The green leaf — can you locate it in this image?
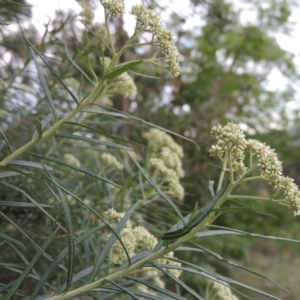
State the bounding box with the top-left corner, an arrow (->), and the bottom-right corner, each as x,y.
5,227 -> 59,300
23,37 -> 79,105
34,119 -> 43,140
209,225 -> 300,244
79,50 -> 98,83
0,200 -> 51,208
93,287 -> 166,299
149,262 -> 204,300
30,225 -> 105,298
8,160 -> 53,170
89,200 -> 141,282
81,23 -> 112,52
0,171 -> 20,178
29,47 -> 57,120
92,104 -> 200,151
65,122 -> 159,153
126,150 -> 184,222
54,133 -> 131,151
189,242 -> 288,292
32,113 -> 55,140
0,211 -> 51,260
161,181 -> 229,240
127,276 -> 186,300
46,172 -> 74,292
0,181 -> 63,232
117,249 -> 153,272
65,44 -> 95,86
0,140 -> 5,151
26,152 -> 121,189
165,259 -> 281,300
0,129 -> 12,153
57,264 -> 115,294
0,232 -> 24,249
106,279 -> 140,300
103,60 -> 143,80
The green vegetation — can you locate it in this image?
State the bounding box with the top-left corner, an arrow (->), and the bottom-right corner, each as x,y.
1,0 -> 300,299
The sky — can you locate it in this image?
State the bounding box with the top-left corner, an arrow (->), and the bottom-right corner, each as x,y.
26,0 -> 300,96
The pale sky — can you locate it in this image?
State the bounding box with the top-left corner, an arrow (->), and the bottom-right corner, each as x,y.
26,0 -> 300,95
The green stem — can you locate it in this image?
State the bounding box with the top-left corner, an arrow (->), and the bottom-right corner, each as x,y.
105,12 -> 116,55
46,188 -> 231,300
217,150 -> 229,191
227,195 -> 272,201
0,83 -> 106,166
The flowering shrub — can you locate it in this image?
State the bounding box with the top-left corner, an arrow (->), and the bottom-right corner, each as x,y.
1,1 -> 299,300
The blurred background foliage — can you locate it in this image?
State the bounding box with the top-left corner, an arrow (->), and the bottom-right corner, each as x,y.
1,0 -> 300,298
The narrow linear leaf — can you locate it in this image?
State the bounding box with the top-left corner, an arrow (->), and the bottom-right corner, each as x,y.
65,122 -> 158,153
46,172 -> 74,292
82,23 -> 112,52
30,225 -> 105,299
0,211 -> 51,260
54,133 -> 131,151
8,160 -> 53,170
32,113 -> 55,140
165,259 -> 281,300
79,51 -> 98,83
106,279 -> 140,300
5,227 -> 59,300
194,229 -> 244,238
103,60 -> 143,80
0,200 -> 51,208
65,44 -> 95,86
26,152 -> 121,188
0,181 -> 63,231
0,171 -> 20,178
161,181 -> 229,240
92,104 -> 200,151
92,287 -> 167,299
0,232 -> 24,248
89,200 -> 141,282
0,140 -> 6,151
29,48 -> 57,120
0,129 -> 11,153
0,281 -> 15,295
126,150 -> 184,222
128,69 -> 161,79
35,119 -> 43,140
127,276 -> 186,300
23,36 -> 79,105
57,264 -> 115,294
209,225 -> 300,244
190,242 -> 288,292
149,262 -> 204,300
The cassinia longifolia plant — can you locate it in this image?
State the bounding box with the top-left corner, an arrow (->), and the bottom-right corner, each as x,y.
1,1 -> 300,299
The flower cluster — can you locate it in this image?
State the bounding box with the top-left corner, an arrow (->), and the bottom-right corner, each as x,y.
114,72 -> 137,97
63,153 -> 81,168
105,208 -> 181,278
144,128 -> 184,166
131,5 -> 181,77
145,128 -> 185,200
101,0 -> 125,17
247,139 -> 300,216
150,158 -> 184,200
210,122 -> 247,177
208,279 -> 239,300
78,0 -> 94,25
209,122 -> 300,216
101,152 -> 123,171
